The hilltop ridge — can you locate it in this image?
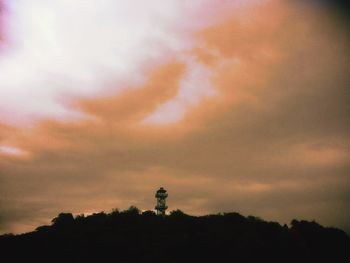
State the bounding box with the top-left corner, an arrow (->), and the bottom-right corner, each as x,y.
1,207 -> 349,263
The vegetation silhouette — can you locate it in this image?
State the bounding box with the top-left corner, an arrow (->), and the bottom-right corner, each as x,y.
1,207 -> 349,263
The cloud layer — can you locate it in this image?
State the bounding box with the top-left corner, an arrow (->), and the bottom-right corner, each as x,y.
0,0 -> 350,234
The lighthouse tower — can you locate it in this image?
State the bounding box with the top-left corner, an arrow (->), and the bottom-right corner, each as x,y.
155,187 -> 168,216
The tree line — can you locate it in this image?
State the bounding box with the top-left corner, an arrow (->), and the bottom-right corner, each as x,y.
1,206 -> 349,262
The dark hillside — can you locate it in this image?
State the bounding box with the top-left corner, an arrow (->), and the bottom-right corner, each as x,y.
1,207 -> 349,263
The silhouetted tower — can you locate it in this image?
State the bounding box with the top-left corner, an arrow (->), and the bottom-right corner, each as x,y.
155,187 -> 168,216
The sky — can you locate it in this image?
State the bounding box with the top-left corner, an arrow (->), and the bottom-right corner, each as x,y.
0,0 -> 349,234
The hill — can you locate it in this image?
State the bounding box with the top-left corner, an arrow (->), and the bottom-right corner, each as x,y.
1,207 -> 349,263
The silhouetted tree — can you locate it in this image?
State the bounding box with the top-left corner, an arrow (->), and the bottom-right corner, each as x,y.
74,213 -> 85,222
111,208 -> 120,214
122,206 -> 141,215
142,210 -> 156,216
169,209 -> 187,217
51,212 -> 74,226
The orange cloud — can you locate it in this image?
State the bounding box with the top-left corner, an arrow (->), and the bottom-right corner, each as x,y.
1,1 -> 350,235
79,62 -> 185,124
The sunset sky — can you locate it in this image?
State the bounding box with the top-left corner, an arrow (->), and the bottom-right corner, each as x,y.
0,0 -> 349,234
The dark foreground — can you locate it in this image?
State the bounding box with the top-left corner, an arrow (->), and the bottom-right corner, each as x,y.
1,208 -> 349,263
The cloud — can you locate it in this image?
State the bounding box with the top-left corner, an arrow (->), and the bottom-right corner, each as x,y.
0,0 -> 205,124
0,0 -> 267,125
0,0 -> 349,235
143,57 -> 216,124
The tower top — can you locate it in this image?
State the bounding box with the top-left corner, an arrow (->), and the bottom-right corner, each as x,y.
156,187 -> 166,193
155,187 -> 168,215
